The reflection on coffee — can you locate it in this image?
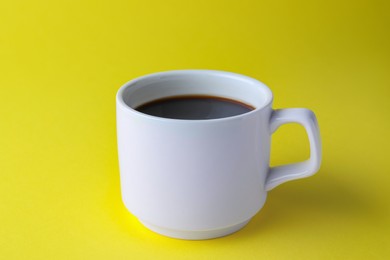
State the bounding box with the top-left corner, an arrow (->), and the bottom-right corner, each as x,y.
136,95 -> 255,120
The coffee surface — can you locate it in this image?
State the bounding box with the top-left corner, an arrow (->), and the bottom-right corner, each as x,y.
135,95 -> 254,120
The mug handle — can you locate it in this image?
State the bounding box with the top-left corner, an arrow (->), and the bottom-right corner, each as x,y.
266,108 -> 322,191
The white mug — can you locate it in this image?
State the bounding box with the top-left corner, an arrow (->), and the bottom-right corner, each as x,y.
116,70 -> 321,240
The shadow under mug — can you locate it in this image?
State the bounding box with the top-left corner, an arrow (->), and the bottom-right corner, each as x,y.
116,70 -> 321,240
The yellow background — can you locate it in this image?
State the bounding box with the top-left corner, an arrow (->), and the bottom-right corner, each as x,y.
1,0 -> 389,259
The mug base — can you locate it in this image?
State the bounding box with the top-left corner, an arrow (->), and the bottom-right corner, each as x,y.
139,219 -> 250,240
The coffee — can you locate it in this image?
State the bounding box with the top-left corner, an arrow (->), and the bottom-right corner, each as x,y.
135,95 -> 255,120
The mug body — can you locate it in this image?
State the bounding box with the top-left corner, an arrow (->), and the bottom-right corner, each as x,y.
116,70 -> 273,239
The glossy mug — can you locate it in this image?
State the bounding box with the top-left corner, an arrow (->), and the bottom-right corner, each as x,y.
116,70 -> 321,240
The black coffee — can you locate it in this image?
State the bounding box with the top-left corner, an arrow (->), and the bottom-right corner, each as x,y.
135,95 -> 255,120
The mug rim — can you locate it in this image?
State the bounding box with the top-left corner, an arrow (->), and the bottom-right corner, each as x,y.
116,70 -> 274,123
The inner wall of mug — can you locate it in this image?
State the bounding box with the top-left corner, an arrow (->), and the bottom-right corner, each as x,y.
120,71 -> 272,110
